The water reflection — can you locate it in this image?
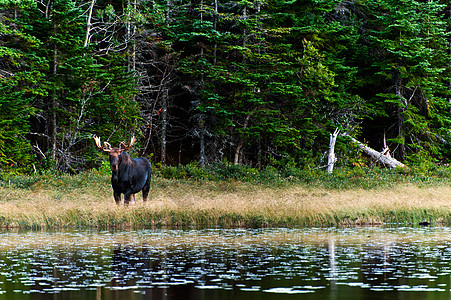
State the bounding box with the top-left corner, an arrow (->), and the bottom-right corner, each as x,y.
0,227 -> 450,299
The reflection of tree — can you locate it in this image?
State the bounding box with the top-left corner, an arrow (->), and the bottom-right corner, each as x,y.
360,242 -> 393,284
329,238 -> 337,279
111,245 -> 151,287
109,245 -> 196,299
328,237 -> 338,297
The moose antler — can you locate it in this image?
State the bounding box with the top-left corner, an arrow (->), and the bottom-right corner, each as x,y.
95,136 -> 135,152
94,136 -> 112,152
120,136 -> 136,151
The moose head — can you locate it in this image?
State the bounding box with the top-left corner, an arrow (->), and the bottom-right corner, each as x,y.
94,136 -> 136,172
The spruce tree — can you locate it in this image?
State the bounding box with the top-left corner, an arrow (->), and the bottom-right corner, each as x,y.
365,0 -> 450,161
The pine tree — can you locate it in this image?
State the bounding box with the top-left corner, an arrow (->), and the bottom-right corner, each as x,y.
364,0 -> 450,161
1,0 -> 141,172
0,1 -> 45,172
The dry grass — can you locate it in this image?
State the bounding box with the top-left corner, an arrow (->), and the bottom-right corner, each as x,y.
0,174 -> 450,228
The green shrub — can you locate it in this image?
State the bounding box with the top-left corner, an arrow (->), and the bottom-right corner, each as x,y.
159,165 -> 188,179
183,162 -> 214,180
96,161 -> 112,177
206,162 -> 259,181
0,174 -> 39,189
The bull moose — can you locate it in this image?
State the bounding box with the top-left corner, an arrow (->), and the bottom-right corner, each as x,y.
94,136 -> 152,205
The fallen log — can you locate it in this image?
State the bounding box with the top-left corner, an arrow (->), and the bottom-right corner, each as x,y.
342,133 -> 406,169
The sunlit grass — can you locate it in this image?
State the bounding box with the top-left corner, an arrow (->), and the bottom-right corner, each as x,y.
0,166 -> 450,228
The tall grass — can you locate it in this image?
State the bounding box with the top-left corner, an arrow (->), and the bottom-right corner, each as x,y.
0,164 -> 450,229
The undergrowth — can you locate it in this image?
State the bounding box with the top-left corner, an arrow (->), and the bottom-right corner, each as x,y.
156,162 -> 451,189
0,163 -> 449,229
1,162 -> 451,191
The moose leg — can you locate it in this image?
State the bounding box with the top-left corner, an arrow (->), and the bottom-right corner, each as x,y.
142,184 -> 150,202
113,191 -> 121,205
142,173 -> 151,202
124,191 -> 132,206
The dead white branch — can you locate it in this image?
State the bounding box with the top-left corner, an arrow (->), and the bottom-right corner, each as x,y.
84,0 -> 96,47
342,133 -> 406,169
327,128 -> 340,174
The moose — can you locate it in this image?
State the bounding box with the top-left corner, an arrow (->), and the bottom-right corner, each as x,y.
94,136 -> 152,205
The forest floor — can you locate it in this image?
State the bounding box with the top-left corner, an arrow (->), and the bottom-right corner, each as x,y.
0,168 -> 450,229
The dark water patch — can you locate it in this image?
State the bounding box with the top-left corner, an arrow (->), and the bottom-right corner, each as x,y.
0,227 -> 450,299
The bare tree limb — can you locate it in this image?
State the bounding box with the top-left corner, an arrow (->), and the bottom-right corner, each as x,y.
327,128 -> 340,174
342,133 -> 406,169
84,0 -> 96,47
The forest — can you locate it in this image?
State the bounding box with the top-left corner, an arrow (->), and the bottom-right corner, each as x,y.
0,0 -> 450,174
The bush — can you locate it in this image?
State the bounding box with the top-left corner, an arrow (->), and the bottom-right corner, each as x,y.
183,163 -> 214,180
0,174 -> 39,189
95,161 -> 111,177
206,162 -> 259,181
2,159 -> 451,192
159,165 -> 187,179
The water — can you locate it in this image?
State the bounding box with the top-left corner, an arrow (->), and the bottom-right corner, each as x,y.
0,227 -> 450,299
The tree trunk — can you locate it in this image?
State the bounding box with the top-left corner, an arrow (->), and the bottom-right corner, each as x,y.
213,0 -> 218,65
51,23 -> 58,162
161,88 -> 168,165
394,70 -> 406,160
327,128 -> 339,174
84,0 -> 96,47
126,0 -> 136,74
448,5 -> 451,112
234,114 -> 251,165
234,142 -> 243,165
199,119 -> 206,166
342,133 -> 406,169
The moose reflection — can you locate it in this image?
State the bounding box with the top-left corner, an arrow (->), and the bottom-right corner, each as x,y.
94,136 -> 152,205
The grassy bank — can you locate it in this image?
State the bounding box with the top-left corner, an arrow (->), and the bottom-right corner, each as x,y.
0,164 -> 450,229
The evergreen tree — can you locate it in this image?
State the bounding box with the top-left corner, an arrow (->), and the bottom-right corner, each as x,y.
0,0 -> 45,172
1,0 -> 451,173
163,0 -> 369,166
364,0 -> 450,161
1,0 -> 141,172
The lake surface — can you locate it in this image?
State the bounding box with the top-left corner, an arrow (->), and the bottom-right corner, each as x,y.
0,226 -> 450,299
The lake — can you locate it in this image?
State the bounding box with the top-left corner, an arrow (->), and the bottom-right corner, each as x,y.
0,226 -> 450,299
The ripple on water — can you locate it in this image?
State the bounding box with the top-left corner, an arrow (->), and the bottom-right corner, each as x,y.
0,227 -> 449,298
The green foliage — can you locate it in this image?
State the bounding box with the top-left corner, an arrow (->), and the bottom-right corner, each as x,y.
0,14 -> 44,173
0,0 -> 142,173
155,160 -> 451,189
0,0 -> 450,175
4,163 -> 450,193
95,161 -> 112,177
364,0 -> 450,160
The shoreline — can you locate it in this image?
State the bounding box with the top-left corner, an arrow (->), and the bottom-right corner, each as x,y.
0,175 -> 450,229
